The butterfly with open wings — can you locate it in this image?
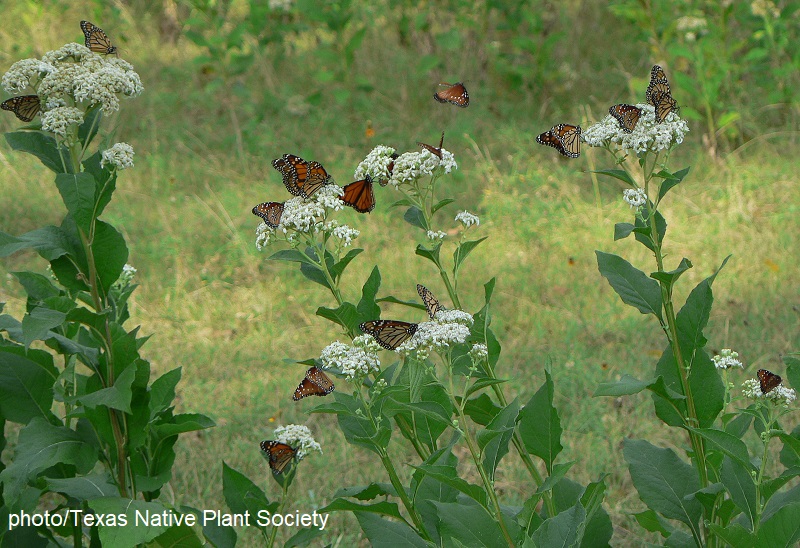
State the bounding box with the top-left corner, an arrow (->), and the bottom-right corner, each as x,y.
757,369 -> 782,394
340,175 -> 376,213
360,320 -> 418,350
292,366 -> 334,400
272,154 -> 332,198
260,440 -> 297,474
537,124 -> 582,158
434,82 -> 469,108
81,21 -> 117,55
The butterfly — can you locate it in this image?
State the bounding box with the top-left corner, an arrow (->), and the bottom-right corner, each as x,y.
360,320 -> 418,350
252,201 -> 284,228
609,104 -> 643,133
1,95 -> 41,122
434,82 -> 469,108
340,175 -> 375,213
80,21 -> 117,55
646,65 -> 678,123
378,153 -> 400,187
292,366 -> 335,400
272,154 -> 332,198
417,132 -> 445,158
417,284 -> 445,319
757,369 -> 782,394
260,440 -> 297,474
536,124 -> 582,158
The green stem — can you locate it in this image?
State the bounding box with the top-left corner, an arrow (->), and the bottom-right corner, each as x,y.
266,482 -> 290,547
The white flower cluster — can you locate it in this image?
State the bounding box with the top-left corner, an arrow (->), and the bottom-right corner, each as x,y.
582,103 -> 689,154
676,16 -> 707,41
427,230 -> 446,240
272,424 -> 322,460
742,378 -> 796,405
101,142 -> 135,170
469,343 -> 488,362
455,210 -> 480,228
354,145 -> 397,182
330,223 -> 360,247
712,349 -> 743,370
41,107 -> 84,146
269,0 -> 294,11
1,59 -> 55,93
114,263 -> 137,288
396,309 -> 473,359
388,149 -> 457,187
255,222 -> 273,250
623,188 -> 647,209
279,185 -> 344,235
320,335 -> 381,379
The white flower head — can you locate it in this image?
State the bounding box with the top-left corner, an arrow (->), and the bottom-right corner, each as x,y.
41,107 -> 84,145
742,377 -> 796,405
427,230 -> 446,240
623,188 -> 647,209
255,222 -> 274,250
396,310 -> 473,356
272,424 -> 322,460
101,143 -> 135,170
313,183 -> 345,210
582,103 -> 689,154
330,224 -> 360,247
469,343 -> 488,362
269,0 -> 294,11
354,145 -> 397,182
320,337 -> 381,380
2,59 -> 55,93
388,149 -> 457,187
713,349 -> 743,370
455,210 -> 480,228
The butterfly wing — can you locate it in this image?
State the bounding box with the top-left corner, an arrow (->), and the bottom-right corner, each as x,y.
417,131 -> 445,158
1,95 -> 40,122
360,320 -> 418,350
757,369 -> 782,394
341,175 -> 375,213
379,153 -> 400,187
282,155 -> 331,198
609,104 -> 642,133
292,366 -> 335,400
417,284 -> 445,319
252,201 -> 284,228
80,21 -> 117,55
646,65 -> 671,104
537,124 -> 581,158
651,93 -> 678,123
434,82 -> 469,107
260,440 -> 297,474
272,154 -> 303,196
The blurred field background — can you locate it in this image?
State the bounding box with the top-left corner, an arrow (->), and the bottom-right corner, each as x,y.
1,0 -> 799,545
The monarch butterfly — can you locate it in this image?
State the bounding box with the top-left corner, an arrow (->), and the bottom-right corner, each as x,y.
1,95 -> 40,122
417,132 -> 445,159
378,153 -> 400,187
340,175 -> 375,213
417,284 -> 445,319
292,366 -> 335,400
80,21 -> 117,55
272,154 -> 332,198
536,124 -> 582,158
252,201 -> 284,228
260,440 -> 297,474
646,65 -> 678,123
360,320 -> 417,350
609,104 -> 642,133
757,369 -> 782,394
434,82 -> 469,108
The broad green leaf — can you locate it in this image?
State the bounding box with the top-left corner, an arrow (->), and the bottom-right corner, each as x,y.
149,368 -> 182,419
530,502 -> 585,548
623,439 -> 702,531
151,524 -> 203,548
92,221 -> 128,294
330,248 -> 363,281
579,477 -> 613,548
466,377 -> 507,399
221,462 -> 276,534
515,493 -> 545,537
0,348 -> 58,424
594,374 -> 684,400
762,482 -> 800,523
152,413 -> 215,438
283,526 -> 325,548
70,363 -> 137,413
657,167 -> 690,202
5,131 -> 71,173
464,393 -> 503,426
21,306 -> 65,348
614,222 -> 635,241
756,503 -> 800,547
433,501 -> 512,548
453,237 -> 488,272
633,509 -> 672,535
403,206 -> 427,230
596,251 -> 663,320
12,271 -> 61,300
590,169 -> 635,185
650,258 -> 692,288
320,498 -> 407,522
316,302 -> 359,332
632,210 -> 667,252
78,106 -> 103,146
707,523 -> 755,548
721,456 -> 757,528
356,266 -> 381,323
415,242 -> 441,265
55,172 -> 96,231
517,370 -> 562,472
299,261 -> 330,288
82,150 -> 117,218
535,461 -> 575,494
88,498 -> 170,548
410,464 -> 487,507
480,398 -> 519,480
353,512 -> 428,548
334,483 -> 398,500
432,198 -> 454,214
267,249 -> 316,266
689,428 -> 754,472
45,473 -> 118,500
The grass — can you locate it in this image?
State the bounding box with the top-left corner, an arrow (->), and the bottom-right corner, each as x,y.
1,2 -> 799,546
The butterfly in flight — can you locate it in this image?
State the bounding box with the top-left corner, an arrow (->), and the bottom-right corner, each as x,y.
417,132 -> 445,158
757,369 -> 782,394
272,154 -> 332,198
80,21 -> 117,55
417,284 -> 445,319
646,65 -> 678,123
360,320 -> 417,350
609,104 -> 643,133
1,95 -> 40,122
434,82 -> 469,108
260,440 -> 297,474
537,123 -> 582,158
251,201 -> 284,228
340,175 -> 375,213
292,366 -> 335,400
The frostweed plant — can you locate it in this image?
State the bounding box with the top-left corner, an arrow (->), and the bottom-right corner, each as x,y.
101,142 -> 135,170
272,424 -> 323,460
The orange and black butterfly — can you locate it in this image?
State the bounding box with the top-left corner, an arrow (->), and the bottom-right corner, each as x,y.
609,104 -> 643,133
378,153 -> 400,187
434,82 -> 469,108
537,124 -> 582,158
360,320 -> 417,350
646,65 -> 678,123
252,201 -> 284,228
340,175 -> 375,213
80,21 -> 117,55
757,369 -> 782,394
417,284 -> 445,319
260,440 -> 297,474
272,154 -> 332,198
417,132 -> 445,159
292,366 -> 335,400
1,95 -> 41,122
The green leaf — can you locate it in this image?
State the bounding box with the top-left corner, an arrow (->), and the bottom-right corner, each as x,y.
596,251 -> 663,320
92,221 -> 128,294
71,364 -> 137,413
283,526 -> 325,548
403,206 -> 428,230
689,428 -> 755,472
432,198 -> 454,214
623,438 -> 702,531
594,374 -> 684,401
222,462 -> 276,534
756,503 -> 800,547
0,348 -> 58,423
151,524 -> 204,548
357,266 -> 382,323
614,222 -> 635,241
56,172 -> 97,231
721,455 -> 757,528
267,249 -> 316,266
82,151 -> 117,218
334,483 -> 398,500
353,512 -> 429,547
149,368 -> 182,420
707,523 -> 756,548
316,302 -> 359,332
5,131 -> 71,173
464,393 -> 503,426
453,237 -> 488,272
78,105 -> 103,147
299,261 -> 330,289
530,502 -> 585,548
45,473 -> 118,500
657,167 -> 690,202
409,464 -> 487,507
433,501 -> 512,547
590,168 -> 636,186
517,370 -> 563,472
321,498 -> 407,522
152,413 -> 215,438
12,271 -> 61,300
650,258 -> 692,289
87,498 -> 171,547
632,210 -> 667,252
480,399 -> 519,480
330,248 -> 363,281
415,242 -> 441,265
536,461 -> 575,494
466,377 -> 507,399
21,306 -> 66,348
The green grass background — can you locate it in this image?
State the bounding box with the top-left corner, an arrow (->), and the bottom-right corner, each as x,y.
1,1 -> 799,545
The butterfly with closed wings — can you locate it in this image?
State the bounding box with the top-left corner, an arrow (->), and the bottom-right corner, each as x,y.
417,132 -> 445,159
292,366 -> 335,400
340,175 -> 376,213
272,154 -> 332,198
434,82 -> 469,108
360,320 -> 418,350
80,20 -> 117,55
252,201 -> 284,228
260,440 -> 297,474
646,65 -> 678,123
609,104 -> 643,133
417,284 -> 445,319
1,95 -> 40,122
757,369 -> 782,394
537,124 -> 582,158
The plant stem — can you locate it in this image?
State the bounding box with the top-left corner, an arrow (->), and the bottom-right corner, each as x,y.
267,482 -> 290,547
